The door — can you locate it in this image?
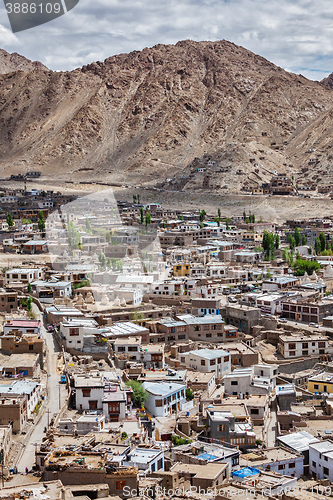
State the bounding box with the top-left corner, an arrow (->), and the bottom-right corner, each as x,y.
89,400 -> 98,410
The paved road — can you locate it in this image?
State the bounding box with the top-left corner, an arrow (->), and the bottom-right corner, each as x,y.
13,305 -> 67,477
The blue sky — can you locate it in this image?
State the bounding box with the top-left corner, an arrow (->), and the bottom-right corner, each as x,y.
1,0 -> 333,80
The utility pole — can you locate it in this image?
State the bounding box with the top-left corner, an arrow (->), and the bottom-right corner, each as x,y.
46,409 -> 51,429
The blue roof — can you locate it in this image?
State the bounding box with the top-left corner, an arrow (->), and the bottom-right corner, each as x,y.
232,467 -> 261,478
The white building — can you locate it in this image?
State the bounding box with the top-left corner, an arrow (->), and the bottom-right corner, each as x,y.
3,319 -> 41,336
60,319 -> 99,351
31,279 -> 72,303
74,373 -> 105,411
123,447 -> 164,472
309,440 -> 333,481
0,380 -> 42,419
113,287 -> 142,306
115,274 -> 154,294
278,334 -> 330,359
223,364 -> 278,396
5,267 -> 43,284
113,337 -> 164,368
143,382 -> 187,417
255,293 -> 284,315
179,349 -> 231,378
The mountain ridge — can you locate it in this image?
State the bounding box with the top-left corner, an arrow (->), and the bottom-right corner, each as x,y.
1,40 -> 333,193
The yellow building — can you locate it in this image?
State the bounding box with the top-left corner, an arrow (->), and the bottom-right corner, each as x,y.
308,372 -> 333,394
173,263 -> 191,277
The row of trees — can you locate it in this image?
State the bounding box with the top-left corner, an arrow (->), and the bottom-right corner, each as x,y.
243,210 -> 255,223
98,253 -> 123,271
140,207 -> 151,228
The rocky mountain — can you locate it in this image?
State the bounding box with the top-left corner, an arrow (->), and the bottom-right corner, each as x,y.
0,49 -> 47,75
0,40 -> 333,193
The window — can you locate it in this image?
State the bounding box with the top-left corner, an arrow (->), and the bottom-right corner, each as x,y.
29,344 -> 33,350
302,342 -> 308,349
289,351 -> 296,357
231,381 -> 238,386
224,356 -> 229,362
157,458 -> 163,470
302,351 -> 308,356
69,328 -> 79,336
278,464 -> 285,470
324,456 -> 328,462
251,409 -> 259,415
289,463 -> 295,468
312,461 -> 316,468
289,343 -> 296,350
323,467 -> 329,476
201,360 -> 205,366
218,424 -> 225,432
210,359 -> 216,366
314,384 -> 319,390
117,347 -> 125,352
116,481 -> 126,490
218,358 -> 221,364
206,333 -> 212,338
82,389 -> 91,398
155,399 -> 163,407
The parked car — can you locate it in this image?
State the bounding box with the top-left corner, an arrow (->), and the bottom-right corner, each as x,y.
228,296 -> 237,303
309,322 -> 319,328
279,318 -> 287,323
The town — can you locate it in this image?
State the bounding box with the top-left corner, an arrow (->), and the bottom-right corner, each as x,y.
1,182 -> 333,500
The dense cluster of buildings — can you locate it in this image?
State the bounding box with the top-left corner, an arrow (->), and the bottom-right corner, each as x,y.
0,191 -> 333,497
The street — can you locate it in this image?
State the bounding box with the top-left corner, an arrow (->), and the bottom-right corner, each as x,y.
11,305 -> 67,480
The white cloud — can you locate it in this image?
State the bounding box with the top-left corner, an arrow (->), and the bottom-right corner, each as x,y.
0,0 -> 332,80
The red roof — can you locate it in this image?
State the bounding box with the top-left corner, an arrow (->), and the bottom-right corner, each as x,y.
6,320 -> 40,328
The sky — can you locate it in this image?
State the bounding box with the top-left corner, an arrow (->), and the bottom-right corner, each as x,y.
1,0 -> 333,80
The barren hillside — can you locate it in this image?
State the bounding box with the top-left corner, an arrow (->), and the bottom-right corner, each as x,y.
0,40 -> 333,193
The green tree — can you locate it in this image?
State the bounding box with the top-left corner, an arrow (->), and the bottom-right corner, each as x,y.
98,253 -> 106,271
179,214 -> 184,221
302,234 -> 307,246
38,211 -> 45,233
125,380 -> 148,407
289,235 -> 296,252
105,231 -> 111,244
6,213 -> 13,227
27,282 -> 32,293
214,217 -> 221,227
85,217 -> 92,235
145,211 -> 151,230
137,194 -> 140,204
294,227 -> 300,247
274,234 -> 280,249
243,210 -> 246,222
263,231 -> 275,260
266,269 -> 271,279
140,206 -> 144,224
319,232 -> 326,253
199,209 -> 206,223
218,208 -> 221,220
293,258 -> 321,276
186,388 -> 194,401
315,237 -> 321,256
225,218 -> 232,230
133,194 -> 137,203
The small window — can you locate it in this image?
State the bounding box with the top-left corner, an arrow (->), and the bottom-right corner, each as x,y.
231,381 -> 238,386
